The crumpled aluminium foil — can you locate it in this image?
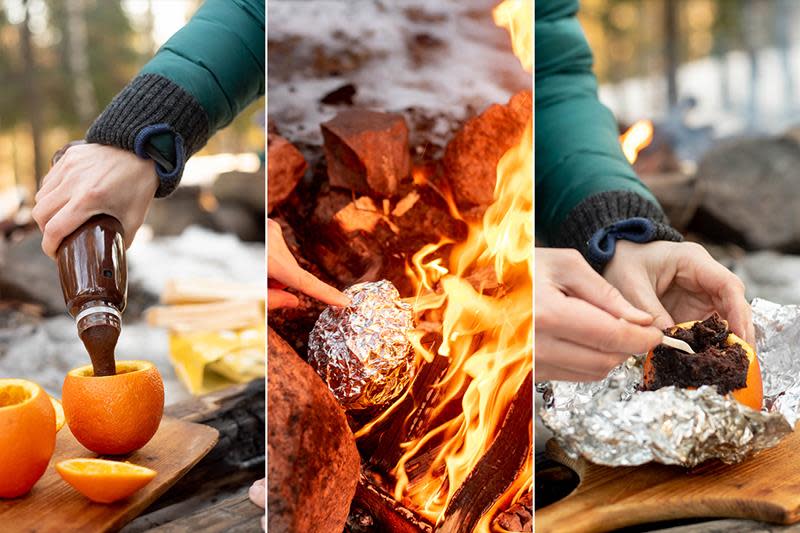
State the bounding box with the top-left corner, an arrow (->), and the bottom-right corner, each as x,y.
540,298 -> 799,467
308,280 -> 415,410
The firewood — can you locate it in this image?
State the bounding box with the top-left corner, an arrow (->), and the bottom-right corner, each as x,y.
145,300 -> 264,332
161,278 -> 266,305
437,373 -> 533,533
321,109 -> 411,197
353,472 -> 432,533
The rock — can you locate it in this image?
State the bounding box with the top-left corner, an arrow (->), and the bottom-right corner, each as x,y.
493,492 -> 532,532
321,109 -> 411,197
691,133 -> 800,250
0,231 -> 63,316
145,186 -> 216,237
268,133 -> 308,213
443,90 -> 531,208
213,169 -> 266,213
320,83 -> 357,106
267,327 -> 360,533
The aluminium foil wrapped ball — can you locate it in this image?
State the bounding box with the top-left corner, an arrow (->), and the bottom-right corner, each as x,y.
308,280 -> 415,410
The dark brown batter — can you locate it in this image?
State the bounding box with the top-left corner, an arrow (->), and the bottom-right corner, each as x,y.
80,324 -> 119,377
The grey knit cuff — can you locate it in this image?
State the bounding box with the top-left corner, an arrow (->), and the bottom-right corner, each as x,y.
551,190 -> 684,271
86,73 -> 210,197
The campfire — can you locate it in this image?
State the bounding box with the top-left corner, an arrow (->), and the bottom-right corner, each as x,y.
268,0 -> 532,531
620,119 -> 654,164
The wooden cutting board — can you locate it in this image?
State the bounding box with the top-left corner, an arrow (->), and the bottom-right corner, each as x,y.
537,428 -> 800,533
0,416 -> 219,532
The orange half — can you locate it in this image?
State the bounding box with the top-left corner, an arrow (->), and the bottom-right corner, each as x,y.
50,397 -> 65,432
56,458 -> 157,503
0,379 -> 56,498
643,320 -> 763,411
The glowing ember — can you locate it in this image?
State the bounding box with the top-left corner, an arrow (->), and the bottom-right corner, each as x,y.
620,119 -> 654,164
358,1 -> 533,530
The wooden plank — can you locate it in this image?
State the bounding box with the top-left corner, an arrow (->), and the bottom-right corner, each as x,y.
124,380 -> 265,531
132,487 -> 263,533
537,425 -> 800,533
0,417 -> 219,533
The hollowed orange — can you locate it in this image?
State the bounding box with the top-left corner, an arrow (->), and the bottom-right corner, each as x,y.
62,360 -> 164,455
0,379 -> 56,498
56,458 -> 156,503
644,320 -> 763,411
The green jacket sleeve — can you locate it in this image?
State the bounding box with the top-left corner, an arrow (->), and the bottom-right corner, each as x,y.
86,0 -> 265,197
535,0 -> 678,262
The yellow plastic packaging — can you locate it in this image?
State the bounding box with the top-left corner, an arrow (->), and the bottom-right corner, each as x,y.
168,326 -> 265,395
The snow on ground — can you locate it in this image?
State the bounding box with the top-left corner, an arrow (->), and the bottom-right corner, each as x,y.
600,45 -> 800,141
1,227 -> 265,405
267,0 -> 531,144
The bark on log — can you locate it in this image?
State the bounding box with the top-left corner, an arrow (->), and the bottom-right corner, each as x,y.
322,109 -> 411,197
351,473 -> 432,533
437,373 -> 533,533
267,327 -> 360,533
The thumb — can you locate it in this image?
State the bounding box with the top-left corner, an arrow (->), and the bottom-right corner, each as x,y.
268,289 -> 300,310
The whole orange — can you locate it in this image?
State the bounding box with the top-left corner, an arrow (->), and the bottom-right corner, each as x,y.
643,320 -> 763,411
0,379 -> 56,498
62,360 -> 164,455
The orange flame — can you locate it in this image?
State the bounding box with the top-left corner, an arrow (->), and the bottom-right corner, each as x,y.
620,119 -> 654,164
492,0 -> 532,72
361,2 -> 533,529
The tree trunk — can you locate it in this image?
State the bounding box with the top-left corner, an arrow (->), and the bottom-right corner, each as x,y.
65,0 -> 97,125
663,0 -> 679,110
19,0 -> 44,189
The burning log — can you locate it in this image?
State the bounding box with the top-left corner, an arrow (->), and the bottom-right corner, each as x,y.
267,327 -> 360,533
321,109 -> 411,197
442,90 -> 531,209
358,354 -> 452,471
268,132 -> 308,213
437,373 -> 533,533
353,473 -> 433,533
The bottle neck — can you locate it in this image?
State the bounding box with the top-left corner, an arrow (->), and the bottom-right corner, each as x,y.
75,302 -> 122,336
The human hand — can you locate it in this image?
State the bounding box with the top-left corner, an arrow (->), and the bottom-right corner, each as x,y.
248,478 -> 266,529
267,218 -> 349,310
32,143 -> 158,258
604,240 -> 754,344
536,248 -> 663,382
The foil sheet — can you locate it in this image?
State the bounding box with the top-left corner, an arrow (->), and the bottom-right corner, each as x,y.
540,298 -> 799,467
308,280 -> 414,410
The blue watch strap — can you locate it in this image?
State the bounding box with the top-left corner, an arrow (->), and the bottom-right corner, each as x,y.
133,123 -> 186,198
587,217 -> 657,266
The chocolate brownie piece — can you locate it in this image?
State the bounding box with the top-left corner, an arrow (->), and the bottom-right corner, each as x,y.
644,313 -> 749,395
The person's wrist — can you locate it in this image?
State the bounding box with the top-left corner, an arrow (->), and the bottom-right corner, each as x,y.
550,190 -> 683,272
